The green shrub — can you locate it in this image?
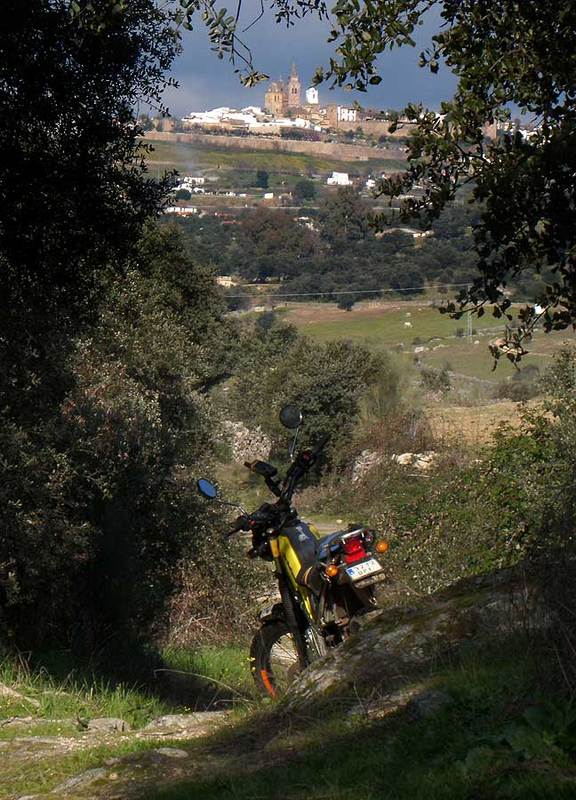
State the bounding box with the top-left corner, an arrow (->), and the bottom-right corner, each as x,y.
420,366 -> 451,394
227,324 -> 399,467
0,225 -> 246,657
309,349 -> 576,600
494,364 -> 541,401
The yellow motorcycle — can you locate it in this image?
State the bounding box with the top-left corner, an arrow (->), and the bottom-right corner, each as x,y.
197,405 -> 389,698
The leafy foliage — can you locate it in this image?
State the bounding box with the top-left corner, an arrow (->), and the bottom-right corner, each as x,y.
0,225 -> 236,654
173,198 -> 479,296
0,3 -> 203,656
292,179 -> 316,204
226,314 -> 399,466
310,349 -> 576,598
255,169 -> 269,189
0,1 -> 178,322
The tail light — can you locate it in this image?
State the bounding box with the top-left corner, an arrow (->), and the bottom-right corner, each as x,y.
342,535 -> 367,565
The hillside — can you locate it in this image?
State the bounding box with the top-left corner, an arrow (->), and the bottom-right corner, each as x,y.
143,136 -> 405,190
3,566 -> 571,800
282,300 -> 575,381
144,131 -> 406,169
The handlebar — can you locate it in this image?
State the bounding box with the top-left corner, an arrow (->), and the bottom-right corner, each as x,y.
229,436 -> 330,535
282,435 -> 329,501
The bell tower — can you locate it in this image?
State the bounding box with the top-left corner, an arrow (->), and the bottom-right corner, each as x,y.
264,79 -> 286,117
287,62 -> 301,109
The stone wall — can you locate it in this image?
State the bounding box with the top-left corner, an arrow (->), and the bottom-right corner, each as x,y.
144,131 -> 406,163
333,119 -> 419,139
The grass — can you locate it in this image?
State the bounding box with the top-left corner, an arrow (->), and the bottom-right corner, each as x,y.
0,654 -> 174,797
0,645 -> 258,798
214,460 -> 279,510
0,737 -> 159,799
162,645 -> 256,701
283,301 -> 576,382
289,303 -> 505,347
0,656 -> 169,732
146,642 -> 576,800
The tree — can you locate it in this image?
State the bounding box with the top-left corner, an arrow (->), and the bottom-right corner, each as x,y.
0,1 -> 179,420
255,169 -> 269,189
234,208 -> 317,280
0,2 -> 185,652
228,330 -> 394,463
0,223 -> 236,653
319,187 -> 370,244
181,0 -> 576,340
1,1 -> 178,314
293,179 -> 316,204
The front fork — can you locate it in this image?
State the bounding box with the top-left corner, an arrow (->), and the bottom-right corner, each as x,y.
270,534 -> 316,669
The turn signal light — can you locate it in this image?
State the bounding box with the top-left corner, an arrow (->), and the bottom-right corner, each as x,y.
325,564 -> 339,578
375,540 -> 389,554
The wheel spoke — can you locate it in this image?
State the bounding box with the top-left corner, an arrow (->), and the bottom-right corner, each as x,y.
268,633 -> 299,692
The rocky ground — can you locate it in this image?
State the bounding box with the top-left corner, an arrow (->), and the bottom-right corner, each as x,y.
1,709 -> 232,800
0,566 -> 560,800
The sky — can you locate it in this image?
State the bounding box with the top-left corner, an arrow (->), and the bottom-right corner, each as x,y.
161,2 -> 458,117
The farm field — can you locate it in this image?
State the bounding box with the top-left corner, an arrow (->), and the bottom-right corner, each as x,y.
143,139 -> 405,178
428,399 -> 541,445
281,300 -> 575,381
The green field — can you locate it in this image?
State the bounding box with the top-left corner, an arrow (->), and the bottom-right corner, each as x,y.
282,302 -> 576,381
143,139 -> 405,178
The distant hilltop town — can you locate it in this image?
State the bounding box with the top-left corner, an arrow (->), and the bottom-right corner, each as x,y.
148,62 -> 388,139
143,62 -> 539,143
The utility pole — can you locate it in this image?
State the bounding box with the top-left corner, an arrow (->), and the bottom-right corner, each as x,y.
467,284 -> 473,343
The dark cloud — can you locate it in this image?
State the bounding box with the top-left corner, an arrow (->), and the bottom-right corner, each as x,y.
164,3 -> 457,116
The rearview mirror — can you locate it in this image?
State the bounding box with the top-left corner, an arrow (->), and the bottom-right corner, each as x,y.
279,404 -> 302,430
197,478 -> 218,499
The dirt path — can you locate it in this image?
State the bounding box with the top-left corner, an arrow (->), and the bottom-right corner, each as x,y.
1,712 -> 232,800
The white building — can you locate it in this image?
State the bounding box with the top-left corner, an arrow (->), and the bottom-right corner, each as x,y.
306,87 -> 319,105
164,206 -> 198,216
180,175 -> 205,186
337,106 -> 357,123
327,172 -> 352,186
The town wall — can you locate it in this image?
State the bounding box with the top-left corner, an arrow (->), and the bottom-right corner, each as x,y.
144,131 -> 406,162
332,119 -> 419,138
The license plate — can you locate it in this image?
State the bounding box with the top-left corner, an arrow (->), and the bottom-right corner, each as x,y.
346,558 -> 382,581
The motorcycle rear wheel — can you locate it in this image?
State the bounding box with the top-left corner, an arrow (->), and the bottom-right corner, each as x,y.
250,622 -> 303,699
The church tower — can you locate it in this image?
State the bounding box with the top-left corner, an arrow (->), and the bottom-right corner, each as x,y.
264,78 -> 286,117
287,62 -> 301,109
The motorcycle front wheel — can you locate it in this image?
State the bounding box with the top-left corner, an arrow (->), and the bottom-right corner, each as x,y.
250,621 -> 303,699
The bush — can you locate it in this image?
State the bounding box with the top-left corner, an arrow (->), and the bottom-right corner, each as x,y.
306,349 -> 576,602
0,225 -> 244,657
227,321 -> 398,467
337,297 -> 356,311
293,179 -> 316,204
420,367 -> 451,394
494,365 -> 541,401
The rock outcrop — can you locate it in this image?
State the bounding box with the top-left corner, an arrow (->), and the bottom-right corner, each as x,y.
287,567 -> 550,709
351,449 -> 438,481
222,420 -> 271,463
